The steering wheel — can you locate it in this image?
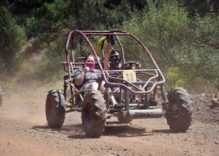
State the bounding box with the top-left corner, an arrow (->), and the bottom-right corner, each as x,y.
122,61 -> 140,70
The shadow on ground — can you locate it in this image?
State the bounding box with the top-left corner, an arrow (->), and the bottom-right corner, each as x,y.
32,122 -> 172,139
32,124 -> 83,135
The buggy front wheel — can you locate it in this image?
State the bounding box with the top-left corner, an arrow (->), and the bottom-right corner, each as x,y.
82,90 -> 107,137
165,87 -> 193,132
46,90 -> 65,128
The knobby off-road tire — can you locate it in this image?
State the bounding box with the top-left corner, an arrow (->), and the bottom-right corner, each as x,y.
82,90 -> 107,138
46,90 -> 65,128
165,87 -> 193,132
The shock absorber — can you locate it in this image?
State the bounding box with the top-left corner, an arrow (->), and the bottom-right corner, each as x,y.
63,75 -> 68,100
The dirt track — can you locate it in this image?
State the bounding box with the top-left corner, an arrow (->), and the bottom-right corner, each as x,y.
0,85 -> 219,156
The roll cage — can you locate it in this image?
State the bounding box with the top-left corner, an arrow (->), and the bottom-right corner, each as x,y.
65,30 -> 165,94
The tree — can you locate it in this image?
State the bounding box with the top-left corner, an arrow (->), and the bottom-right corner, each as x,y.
0,6 -> 26,74
181,0 -> 219,16
123,0 -> 219,88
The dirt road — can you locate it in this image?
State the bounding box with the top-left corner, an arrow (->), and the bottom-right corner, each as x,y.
0,85 -> 218,156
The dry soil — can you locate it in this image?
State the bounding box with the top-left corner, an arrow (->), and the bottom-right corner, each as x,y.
0,84 -> 218,156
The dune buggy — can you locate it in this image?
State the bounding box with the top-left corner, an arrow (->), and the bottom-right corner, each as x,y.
45,30 -> 193,137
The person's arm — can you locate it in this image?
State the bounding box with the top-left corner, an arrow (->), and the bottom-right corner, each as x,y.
73,69 -> 85,86
102,43 -> 112,70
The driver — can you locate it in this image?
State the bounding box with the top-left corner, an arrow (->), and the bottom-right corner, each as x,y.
109,50 -> 122,70
102,43 -> 122,70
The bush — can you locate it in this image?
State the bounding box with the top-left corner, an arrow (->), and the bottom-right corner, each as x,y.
123,0 -> 219,90
166,67 -> 187,88
124,1 -> 192,68
36,36 -> 65,80
0,6 -> 26,74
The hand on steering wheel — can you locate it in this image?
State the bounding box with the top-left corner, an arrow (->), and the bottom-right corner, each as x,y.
122,61 -> 140,70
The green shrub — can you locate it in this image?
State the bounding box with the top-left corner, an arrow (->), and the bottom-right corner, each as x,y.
123,0 -> 219,90
166,67 -> 187,89
0,6 -> 26,74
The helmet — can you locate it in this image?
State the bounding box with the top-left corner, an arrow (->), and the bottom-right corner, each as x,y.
109,50 -> 121,66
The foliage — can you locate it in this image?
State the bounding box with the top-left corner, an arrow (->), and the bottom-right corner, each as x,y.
123,0 -> 219,89
0,6 -> 26,74
25,0 -> 73,36
180,0 -> 219,16
36,35 -> 66,80
0,0 -> 218,90
194,15 -> 219,82
166,67 -> 187,88
124,1 -> 191,67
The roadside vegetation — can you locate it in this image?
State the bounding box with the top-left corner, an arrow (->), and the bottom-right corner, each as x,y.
0,0 -> 218,92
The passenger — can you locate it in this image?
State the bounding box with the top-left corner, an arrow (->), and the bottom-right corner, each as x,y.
73,55 -> 101,91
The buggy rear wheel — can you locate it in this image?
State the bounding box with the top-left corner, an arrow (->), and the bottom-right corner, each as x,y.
165,87 -> 193,132
117,112 -> 133,123
46,90 -> 65,128
82,90 -> 107,137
